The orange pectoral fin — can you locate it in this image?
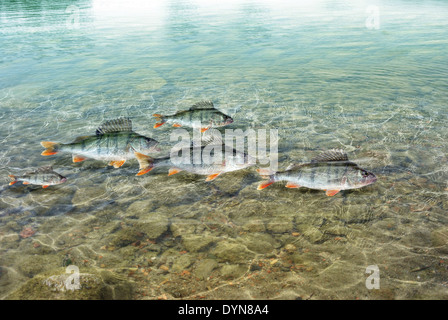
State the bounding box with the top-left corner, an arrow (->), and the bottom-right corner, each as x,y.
168,168 -> 181,176
285,182 -> 301,188
73,155 -> 87,163
325,189 -> 341,197
153,114 -> 163,118
8,175 -> 17,185
205,173 -> 220,181
200,127 -> 210,133
154,122 -> 166,128
40,141 -> 59,156
257,181 -> 274,190
41,150 -> 58,156
109,160 -> 126,168
42,185 -> 49,189
172,123 -> 182,128
136,167 -> 153,176
22,181 -> 30,185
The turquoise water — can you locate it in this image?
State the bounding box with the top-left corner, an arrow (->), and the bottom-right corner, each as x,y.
1,0 -> 448,299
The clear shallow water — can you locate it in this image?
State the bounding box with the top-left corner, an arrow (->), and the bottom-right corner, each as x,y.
1,0 -> 447,299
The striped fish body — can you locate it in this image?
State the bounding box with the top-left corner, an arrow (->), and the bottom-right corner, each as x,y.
60,132 -> 158,161
274,162 -> 371,191
41,118 -> 159,168
258,149 -> 376,196
153,101 -> 233,131
135,144 -> 253,181
153,151 -> 245,175
166,109 -> 231,127
9,167 -> 67,188
151,155 -> 226,176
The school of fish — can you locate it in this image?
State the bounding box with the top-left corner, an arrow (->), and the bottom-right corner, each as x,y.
8,100 -> 377,196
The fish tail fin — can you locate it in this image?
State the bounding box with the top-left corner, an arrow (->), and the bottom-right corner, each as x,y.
257,179 -> 275,190
153,114 -> 166,128
40,141 -> 60,156
8,175 -> 17,185
134,152 -> 155,176
256,168 -> 275,190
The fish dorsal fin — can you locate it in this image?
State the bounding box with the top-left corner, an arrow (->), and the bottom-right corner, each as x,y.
311,149 -> 349,163
96,117 -> 133,135
189,101 -> 215,110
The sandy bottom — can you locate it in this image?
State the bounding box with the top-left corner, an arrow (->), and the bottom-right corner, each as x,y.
1,85 -> 447,300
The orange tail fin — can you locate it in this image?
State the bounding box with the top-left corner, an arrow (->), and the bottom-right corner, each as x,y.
154,122 -> 166,128
257,181 -> 274,190
40,141 -> 60,156
8,175 -> 17,186
153,114 -> 166,128
256,168 -> 275,190
134,152 -> 155,176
